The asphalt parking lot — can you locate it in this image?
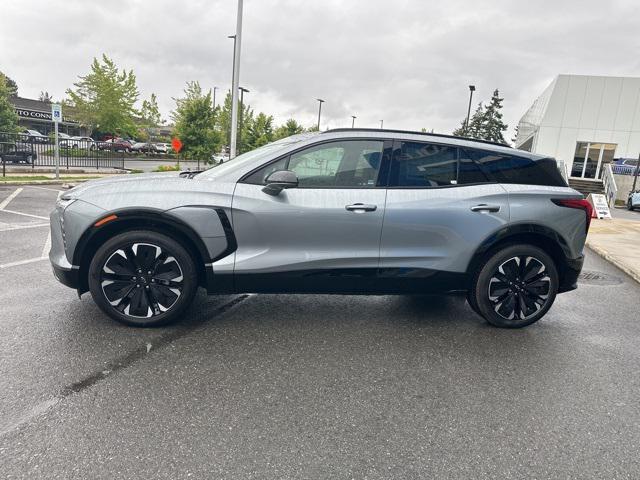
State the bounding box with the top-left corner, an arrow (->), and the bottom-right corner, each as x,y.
1,185 -> 640,479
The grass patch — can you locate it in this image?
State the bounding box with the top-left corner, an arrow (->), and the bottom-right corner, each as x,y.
154,164 -> 181,172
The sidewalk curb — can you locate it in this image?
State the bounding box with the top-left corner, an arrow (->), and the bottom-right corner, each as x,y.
0,180 -> 87,186
586,241 -> 640,284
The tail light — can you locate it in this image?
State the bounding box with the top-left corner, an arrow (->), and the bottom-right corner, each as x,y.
552,198 -> 594,233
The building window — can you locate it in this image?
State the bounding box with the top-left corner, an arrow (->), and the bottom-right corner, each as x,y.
570,142 -> 617,179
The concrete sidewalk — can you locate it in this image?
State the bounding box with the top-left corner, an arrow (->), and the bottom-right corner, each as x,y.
587,218 -> 640,283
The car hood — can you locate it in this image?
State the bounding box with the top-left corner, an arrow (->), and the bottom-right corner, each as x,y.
62,172 -> 184,199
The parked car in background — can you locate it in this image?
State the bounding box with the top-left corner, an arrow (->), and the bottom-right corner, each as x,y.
628,189 -> 640,210
50,128 -> 591,329
60,136 -> 96,149
211,153 -> 229,164
130,142 -> 159,153
154,143 -> 170,154
613,158 -> 639,175
23,129 -> 49,144
98,138 -> 132,152
1,144 -> 37,164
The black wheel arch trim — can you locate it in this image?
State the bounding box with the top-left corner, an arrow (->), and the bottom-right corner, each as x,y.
467,222 -> 578,290
73,206 -> 237,294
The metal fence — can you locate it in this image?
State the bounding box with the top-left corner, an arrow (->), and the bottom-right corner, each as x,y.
0,131 -> 126,171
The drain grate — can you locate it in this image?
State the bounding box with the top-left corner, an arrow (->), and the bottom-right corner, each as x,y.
578,270 -> 624,286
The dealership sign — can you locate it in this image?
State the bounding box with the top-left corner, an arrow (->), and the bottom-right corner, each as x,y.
14,107 -> 78,124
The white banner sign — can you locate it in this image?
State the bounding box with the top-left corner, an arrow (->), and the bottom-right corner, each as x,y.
587,193 -> 612,219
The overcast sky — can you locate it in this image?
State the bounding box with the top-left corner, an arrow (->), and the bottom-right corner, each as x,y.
2,0 -> 640,139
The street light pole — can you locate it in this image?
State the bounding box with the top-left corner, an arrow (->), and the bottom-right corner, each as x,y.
380,119 -> 384,129
238,87 -> 249,154
212,86 -> 218,111
316,98 -> 324,130
229,0 -> 243,159
351,116 -> 356,128
464,85 -> 476,136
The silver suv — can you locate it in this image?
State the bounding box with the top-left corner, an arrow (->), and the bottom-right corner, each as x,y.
49,129 -> 592,328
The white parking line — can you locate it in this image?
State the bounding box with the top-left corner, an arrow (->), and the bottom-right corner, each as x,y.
0,257 -> 48,269
0,187 -> 23,210
0,209 -> 49,220
42,229 -> 52,258
0,222 -> 49,232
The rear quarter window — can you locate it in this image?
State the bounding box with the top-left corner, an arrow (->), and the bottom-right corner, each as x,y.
466,149 -> 567,187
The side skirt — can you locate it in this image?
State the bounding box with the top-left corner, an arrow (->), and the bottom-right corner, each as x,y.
206,268 -> 469,295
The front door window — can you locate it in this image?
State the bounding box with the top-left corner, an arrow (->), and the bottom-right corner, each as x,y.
571,142 -> 617,179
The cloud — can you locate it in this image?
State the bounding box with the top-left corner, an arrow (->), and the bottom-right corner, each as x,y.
2,0 -> 639,137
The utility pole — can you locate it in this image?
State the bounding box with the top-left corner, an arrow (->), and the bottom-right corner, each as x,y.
229,0 -> 243,159
316,98 -> 324,130
464,85 -> 476,136
380,119 -> 384,129
212,86 -> 218,111
351,116 -> 356,128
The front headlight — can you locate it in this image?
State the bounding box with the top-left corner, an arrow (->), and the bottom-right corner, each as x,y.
56,196 -> 76,211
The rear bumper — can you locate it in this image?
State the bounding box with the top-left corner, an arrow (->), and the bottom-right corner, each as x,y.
558,254 -> 584,293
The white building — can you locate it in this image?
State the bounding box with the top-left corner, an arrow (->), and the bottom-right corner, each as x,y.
515,74 -> 640,182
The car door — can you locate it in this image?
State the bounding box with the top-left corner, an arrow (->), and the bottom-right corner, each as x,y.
378,141 -> 510,292
231,139 -> 390,293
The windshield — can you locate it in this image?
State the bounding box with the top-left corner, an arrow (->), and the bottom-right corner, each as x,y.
197,132 -> 318,179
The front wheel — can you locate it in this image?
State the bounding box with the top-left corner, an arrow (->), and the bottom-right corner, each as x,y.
470,245 -> 559,328
628,199 -> 635,211
88,230 -> 198,327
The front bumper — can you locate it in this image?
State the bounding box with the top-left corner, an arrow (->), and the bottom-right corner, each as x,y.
52,263 -> 80,289
558,254 -> 584,293
49,206 -> 80,290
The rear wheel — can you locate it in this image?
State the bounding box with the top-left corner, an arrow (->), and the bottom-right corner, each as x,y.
88,230 -> 198,327
628,199 -> 635,211
470,244 -> 558,328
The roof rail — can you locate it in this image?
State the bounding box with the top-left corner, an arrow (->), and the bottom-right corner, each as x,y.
322,128 -> 511,148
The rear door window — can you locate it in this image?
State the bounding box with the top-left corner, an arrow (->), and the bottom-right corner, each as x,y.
389,142 -> 457,187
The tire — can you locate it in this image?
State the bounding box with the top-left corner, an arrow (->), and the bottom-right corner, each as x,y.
88,230 -> 198,327
25,154 -> 33,164
470,244 -> 559,328
466,291 -> 482,317
628,199 -> 635,211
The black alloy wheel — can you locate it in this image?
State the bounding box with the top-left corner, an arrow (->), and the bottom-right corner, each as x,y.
487,256 -> 551,321
89,231 -> 198,327
472,244 -> 558,328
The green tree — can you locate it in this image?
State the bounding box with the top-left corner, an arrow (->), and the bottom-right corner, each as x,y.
171,81 -> 221,162
453,102 -> 485,138
245,112 -> 274,150
66,54 -> 139,137
0,74 -> 19,132
274,118 -> 304,140
481,89 -> 508,143
141,93 -> 162,127
0,72 -> 18,96
39,91 -> 53,103
216,91 -> 253,151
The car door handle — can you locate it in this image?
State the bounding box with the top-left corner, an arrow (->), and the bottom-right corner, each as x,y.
345,203 -> 377,212
470,204 -> 501,213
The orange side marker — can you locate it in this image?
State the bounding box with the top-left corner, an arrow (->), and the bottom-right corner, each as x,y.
94,214 -> 118,227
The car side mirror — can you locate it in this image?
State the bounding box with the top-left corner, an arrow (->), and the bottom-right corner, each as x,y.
262,170 -> 298,196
